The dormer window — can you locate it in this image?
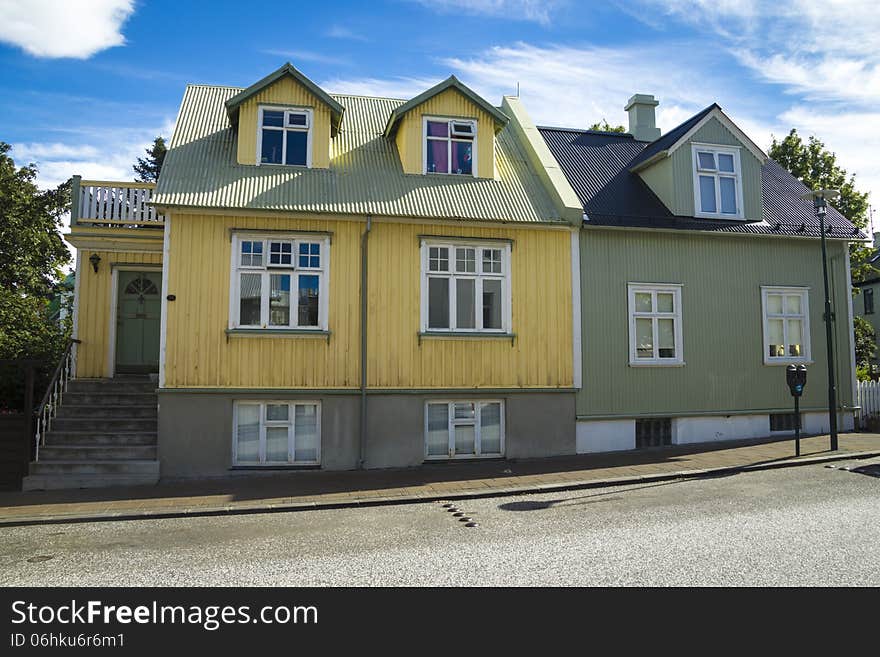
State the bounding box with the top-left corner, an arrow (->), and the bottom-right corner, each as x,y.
425,118 -> 476,175
692,144 -> 743,218
258,107 -> 312,167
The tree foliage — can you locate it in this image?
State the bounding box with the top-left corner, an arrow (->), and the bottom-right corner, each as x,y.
854,316 -> 876,381
133,136 -> 167,183
768,129 -> 872,284
589,120 -> 627,133
0,142 -> 72,409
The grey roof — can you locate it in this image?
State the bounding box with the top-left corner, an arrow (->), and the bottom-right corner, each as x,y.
627,104 -> 718,171
539,126 -> 865,240
383,75 -> 509,137
225,63 -> 345,136
153,85 -> 563,224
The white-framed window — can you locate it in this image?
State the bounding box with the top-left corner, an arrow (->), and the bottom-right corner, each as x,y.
424,117 -> 477,176
692,144 -> 744,219
762,286 -> 810,364
425,400 -> 504,459
257,106 -> 312,167
627,283 -> 684,365
420,240 -> 510,333
230,233 -> 329,330
233,401 -> 320,465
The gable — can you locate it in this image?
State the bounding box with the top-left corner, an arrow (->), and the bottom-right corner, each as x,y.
235,75 -> 333,168
636,115 -> 764,220
395,86 -> 499,178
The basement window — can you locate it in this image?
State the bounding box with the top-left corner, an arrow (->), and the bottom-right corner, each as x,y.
425,400 -> 504,459
635,418 -> 672,448
770,413 -> 798,432
233,401 -> 320,465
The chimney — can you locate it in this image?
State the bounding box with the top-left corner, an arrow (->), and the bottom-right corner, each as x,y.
625,94 -> 661,142
873,231 -> 880,248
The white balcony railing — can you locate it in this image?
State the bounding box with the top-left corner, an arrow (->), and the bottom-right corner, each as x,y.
71,176 -> 165,227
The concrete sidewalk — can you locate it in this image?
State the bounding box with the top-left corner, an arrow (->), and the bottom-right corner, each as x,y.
1,432 -> 878,527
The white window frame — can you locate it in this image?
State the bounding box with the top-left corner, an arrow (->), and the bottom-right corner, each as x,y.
627,283 -> 684,366
419,239 -> 511,334
229,233 -> 330,330
232,400 -> 321,466
761,286 -> 811,365
256,105 -> 313,168
423,116 -> 478,177
424,400 -> 505,460
691,143 -> 744,219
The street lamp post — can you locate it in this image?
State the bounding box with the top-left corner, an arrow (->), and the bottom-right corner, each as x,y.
801,188 -> 841,451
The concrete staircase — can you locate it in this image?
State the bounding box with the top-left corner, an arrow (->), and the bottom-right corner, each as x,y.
22,377 -> 159,490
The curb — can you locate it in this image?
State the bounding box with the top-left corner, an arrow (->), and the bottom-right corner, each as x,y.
2,449 -> 879,528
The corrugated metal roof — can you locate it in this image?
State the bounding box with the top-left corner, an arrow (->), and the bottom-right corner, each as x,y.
627,104 -> 718,170
153,85 -> 563,224
539,126 -> 865,240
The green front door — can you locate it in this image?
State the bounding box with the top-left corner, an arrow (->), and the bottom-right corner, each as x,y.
115,271 -> 162,374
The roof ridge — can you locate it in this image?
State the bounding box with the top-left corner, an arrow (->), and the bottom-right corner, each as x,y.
330,93 -> 408,102
187,83 -> 244,90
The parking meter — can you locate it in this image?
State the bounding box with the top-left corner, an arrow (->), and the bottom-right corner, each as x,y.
786,364 -> 807,397
785,364 -> 807,455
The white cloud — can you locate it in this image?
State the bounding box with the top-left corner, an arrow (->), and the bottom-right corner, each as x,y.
634,0 -> 880,203
11,117 -> 176,190
0,0 -> 135,59
409,0 -> 565,25
325,25 -> 369,42
323,75 -> 441,100
437,42 -> 729,130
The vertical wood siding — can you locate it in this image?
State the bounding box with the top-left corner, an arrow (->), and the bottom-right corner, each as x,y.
578,229 -> 854,417
163,214 -> 573,389
367,221 -> 573,388
75,250 -> 163,378
394,88 -> 496,179
236,76 -> 332,168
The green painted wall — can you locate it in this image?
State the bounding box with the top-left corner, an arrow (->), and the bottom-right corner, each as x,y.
854,281 -> 880,339
578,228 -> 855,418
638,116 -> 764,220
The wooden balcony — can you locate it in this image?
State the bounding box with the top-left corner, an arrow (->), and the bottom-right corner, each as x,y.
71,176 -> 165,228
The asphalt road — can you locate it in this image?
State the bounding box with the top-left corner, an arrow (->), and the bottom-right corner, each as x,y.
1,461 -> 878,586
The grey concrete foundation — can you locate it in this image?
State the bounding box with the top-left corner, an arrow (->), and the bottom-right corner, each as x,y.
158,390 -> 575,478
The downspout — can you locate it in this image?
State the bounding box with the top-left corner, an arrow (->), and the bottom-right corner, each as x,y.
359,215 -> 372,469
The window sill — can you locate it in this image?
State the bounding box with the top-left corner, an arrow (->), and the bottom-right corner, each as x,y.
230,464 -> 320,470
226,328 -> 331,341
764,359 -> 814,366
418,331 -> 515,345
628,360 -> 686,368
693,212 -> 746,221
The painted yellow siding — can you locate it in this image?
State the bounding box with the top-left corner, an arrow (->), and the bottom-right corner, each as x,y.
75,250 -> 163,378
368,221 -> 573,389
236,76 -> 332,168
164,213 -> 573,390
394,88 -> 496,179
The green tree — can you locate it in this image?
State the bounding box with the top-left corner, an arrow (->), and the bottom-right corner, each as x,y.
589,120 -> 626,133
854,316 -> 876,381
768,129 -> 872,284
133,136 -> 167,183
0,142 -> 71,409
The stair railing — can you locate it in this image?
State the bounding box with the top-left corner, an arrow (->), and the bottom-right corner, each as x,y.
33,339 -> 80,462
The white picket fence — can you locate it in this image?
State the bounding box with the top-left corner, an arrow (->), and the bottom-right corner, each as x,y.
857,380 -> 880,420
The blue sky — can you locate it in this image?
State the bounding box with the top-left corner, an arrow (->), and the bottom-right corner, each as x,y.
1,0 -> 877,226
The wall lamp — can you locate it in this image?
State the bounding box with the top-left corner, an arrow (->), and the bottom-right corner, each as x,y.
89,253 -> 101,273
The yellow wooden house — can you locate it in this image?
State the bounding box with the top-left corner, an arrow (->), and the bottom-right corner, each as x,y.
28,63 -> 582,487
